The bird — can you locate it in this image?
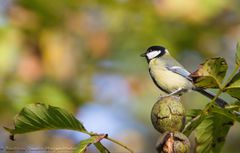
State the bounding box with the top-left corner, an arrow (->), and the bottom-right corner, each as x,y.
141,45 -> 227,107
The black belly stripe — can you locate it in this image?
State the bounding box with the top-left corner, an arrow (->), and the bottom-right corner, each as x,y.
148,68 -> 170,94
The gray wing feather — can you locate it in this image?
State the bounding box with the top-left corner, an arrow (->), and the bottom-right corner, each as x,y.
166,66 -> 192,81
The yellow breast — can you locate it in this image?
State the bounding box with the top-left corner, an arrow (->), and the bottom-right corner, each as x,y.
149,59 -> 193,93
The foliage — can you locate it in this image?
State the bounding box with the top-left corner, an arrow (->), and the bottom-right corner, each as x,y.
195,113 -> 233,153
4,103 -> 132,153
184,43 -> 240,153
4,103 -> 86,134
225,72 -> 240,99
236,42 -> 240,66
75,135 -> 110,153
183,109 -> 203,137
190,57 -> 227,89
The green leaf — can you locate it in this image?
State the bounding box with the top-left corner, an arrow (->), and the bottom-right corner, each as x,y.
227,101 -> 240,109
186,109 -> 202,119
210,104 -> 240,122
4,103 -> 87,136
94,142 -> 110,153
195,113 -> 233,153
185,109 -> 202,127
190,57 -> 228,88
183,114 -> 204,137
225,72 -> 240,99
75,134 -> 108,153
183,109 -> 203,136
225,101 -> 240,110
236,42 -> 240,66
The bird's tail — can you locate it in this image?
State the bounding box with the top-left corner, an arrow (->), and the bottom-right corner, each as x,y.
193,88 -> 227,108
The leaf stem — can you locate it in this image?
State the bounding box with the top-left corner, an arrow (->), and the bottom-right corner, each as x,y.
207,65 -> 239,109
86,132 -> 134,153
212,90 -> 222,102
105,136 -> 134,153
222,65 -> 239,89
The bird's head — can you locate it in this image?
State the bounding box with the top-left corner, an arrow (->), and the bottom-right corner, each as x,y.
141,46 -> 168,62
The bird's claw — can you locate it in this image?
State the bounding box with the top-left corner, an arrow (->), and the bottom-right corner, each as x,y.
157,94 -> 181,101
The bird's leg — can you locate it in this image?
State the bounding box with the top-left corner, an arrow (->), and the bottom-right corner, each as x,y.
158,88 -> 187,100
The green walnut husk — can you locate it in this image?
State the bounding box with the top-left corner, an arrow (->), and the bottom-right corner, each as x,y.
151,96 -> 185,133
156,131 -> 191,153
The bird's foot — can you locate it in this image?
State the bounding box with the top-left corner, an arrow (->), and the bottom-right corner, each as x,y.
157,88 -> 187,100
157,94 -> 181,101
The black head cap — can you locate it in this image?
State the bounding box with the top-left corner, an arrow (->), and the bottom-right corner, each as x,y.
146,46 -> 166,54
141,45 -> 166,58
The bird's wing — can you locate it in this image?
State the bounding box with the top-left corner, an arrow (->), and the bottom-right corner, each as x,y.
166,66 -> 192,81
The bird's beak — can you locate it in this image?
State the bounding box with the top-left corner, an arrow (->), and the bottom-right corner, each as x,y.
140,52 -> 146,57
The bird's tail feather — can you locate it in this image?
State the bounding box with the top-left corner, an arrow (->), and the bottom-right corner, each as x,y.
193,88 -> 227,108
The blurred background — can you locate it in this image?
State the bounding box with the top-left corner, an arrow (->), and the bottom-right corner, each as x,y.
0,0 -> 240,152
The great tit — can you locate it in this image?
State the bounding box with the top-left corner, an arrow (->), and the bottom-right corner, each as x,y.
141,45 -> 227,107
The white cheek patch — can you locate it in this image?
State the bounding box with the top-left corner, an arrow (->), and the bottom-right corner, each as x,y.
146,50 -> 161,59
